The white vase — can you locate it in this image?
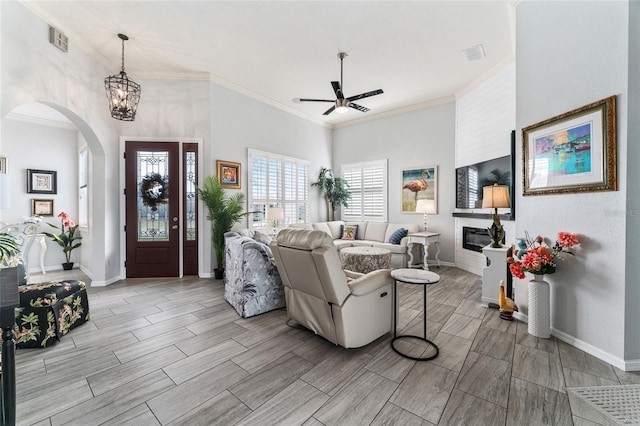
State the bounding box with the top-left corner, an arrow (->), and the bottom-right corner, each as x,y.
528,274 -> 551,338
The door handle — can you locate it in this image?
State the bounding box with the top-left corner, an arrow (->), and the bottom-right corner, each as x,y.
172,225 -> 179,230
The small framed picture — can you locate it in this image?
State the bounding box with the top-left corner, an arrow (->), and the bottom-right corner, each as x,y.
216,160 -> 241,189
0,157 -> 7,174
27,169 -> 57,194
32,199 -> 54,216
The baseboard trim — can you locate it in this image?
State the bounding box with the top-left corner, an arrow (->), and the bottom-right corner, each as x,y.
551,328 -> 637,371
513,312 -> 638,371
90,276 -> 121,287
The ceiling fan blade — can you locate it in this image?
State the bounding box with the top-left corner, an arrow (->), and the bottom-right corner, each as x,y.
331,81 -> 344,100
347,89 -> 384,102
296,98 -> 335,103
322,105 -> 336,115
349,103 -> 370,113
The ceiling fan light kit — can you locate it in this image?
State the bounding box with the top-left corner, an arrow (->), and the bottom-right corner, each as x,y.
295,52 -> 383,116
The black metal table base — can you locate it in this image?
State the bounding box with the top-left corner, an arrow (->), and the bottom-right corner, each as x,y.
391,273 -> 440,361
391,335 -> 439,361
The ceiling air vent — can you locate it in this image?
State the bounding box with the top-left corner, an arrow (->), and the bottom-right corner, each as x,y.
463,44 -> 486,62
49,26 -> 68,52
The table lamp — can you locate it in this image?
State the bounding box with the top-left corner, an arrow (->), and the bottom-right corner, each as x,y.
266,207 -> 284,238
482,184 -> 510,248
415,199 -> 436,231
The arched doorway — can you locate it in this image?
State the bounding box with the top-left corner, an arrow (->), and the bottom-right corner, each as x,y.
1,101 -> 107,284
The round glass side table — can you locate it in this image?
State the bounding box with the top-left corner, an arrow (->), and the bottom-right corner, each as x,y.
390,268 -> 441,361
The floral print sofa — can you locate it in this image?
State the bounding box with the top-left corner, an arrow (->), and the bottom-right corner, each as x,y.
223,230 -> 285,318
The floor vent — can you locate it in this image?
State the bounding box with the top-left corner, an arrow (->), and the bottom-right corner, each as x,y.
568,385 -> 640,425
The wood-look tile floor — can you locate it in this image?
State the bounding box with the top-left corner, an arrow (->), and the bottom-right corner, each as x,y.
13,266 -> 640,425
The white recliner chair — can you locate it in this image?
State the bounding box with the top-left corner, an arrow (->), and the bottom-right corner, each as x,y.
270,228 -> 393,348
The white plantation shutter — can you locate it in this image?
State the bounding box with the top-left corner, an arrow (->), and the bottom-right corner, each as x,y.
342,159 -> 387,222
248,149 -> 309,229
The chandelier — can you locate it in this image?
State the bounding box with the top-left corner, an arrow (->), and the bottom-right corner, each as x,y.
104,33 -> 141,121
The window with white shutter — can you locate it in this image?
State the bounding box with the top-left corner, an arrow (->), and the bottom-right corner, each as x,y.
248,149 -> 309,230
341,159 -> 387,222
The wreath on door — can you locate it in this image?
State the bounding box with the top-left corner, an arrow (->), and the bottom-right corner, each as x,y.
140,173 -> 168,211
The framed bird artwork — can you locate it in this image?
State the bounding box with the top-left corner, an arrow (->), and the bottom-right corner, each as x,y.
401,165 -> 437,213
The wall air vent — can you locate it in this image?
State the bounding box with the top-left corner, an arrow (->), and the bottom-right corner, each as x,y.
463,44 -> 485,62
49,26 -> 68,52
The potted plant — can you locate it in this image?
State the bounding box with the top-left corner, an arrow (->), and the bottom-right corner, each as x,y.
43,212 -> 82,270
311,167 -> 351,222
197,175 -> 255,280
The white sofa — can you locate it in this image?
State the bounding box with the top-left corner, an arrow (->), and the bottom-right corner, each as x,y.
289,220 -> 420,269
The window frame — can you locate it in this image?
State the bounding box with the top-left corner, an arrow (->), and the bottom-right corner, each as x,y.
247,149 -> 310,231
341,159 -> 388,222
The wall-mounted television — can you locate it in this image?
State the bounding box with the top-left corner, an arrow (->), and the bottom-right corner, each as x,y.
455,131 -> 515,219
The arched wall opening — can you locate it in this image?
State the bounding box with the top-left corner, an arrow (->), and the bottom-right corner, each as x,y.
1,101 -> 107,283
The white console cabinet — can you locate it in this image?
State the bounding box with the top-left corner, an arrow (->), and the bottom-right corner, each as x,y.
481,245 -> 512,308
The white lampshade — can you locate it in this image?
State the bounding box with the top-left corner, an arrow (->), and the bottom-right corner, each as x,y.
415,199 -> 436,214
266,207 -> 284,221
482,184 -> 510,209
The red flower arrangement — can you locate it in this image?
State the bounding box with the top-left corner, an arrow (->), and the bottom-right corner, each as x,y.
507,231 -> 579,279
43,212 -> 82,264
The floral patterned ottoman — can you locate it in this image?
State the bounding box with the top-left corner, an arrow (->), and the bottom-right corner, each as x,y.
14,280 -> 90,348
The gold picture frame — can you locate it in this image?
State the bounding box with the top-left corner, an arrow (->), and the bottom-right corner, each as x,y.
31,199 -> 54,216
522,95 -> 617,196
216,160 -> 241,189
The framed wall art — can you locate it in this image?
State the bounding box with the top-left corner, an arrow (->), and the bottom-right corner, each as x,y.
216,160 -> 241,189
27,169 -> 57,194
31,199 -> 54,216
401,165 -> 437,213
0,157 -> 7,174
522,95 -> 616,196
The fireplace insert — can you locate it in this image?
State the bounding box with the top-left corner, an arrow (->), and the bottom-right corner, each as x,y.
462,226 -> 504,252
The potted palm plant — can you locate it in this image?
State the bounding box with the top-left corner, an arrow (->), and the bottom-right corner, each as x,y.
197,175 -> 255,280
312,167 -> 351,221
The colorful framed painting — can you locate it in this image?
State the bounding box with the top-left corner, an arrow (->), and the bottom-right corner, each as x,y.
401,165 -> 437,213
522,96 -> 616,196
27,169 -> 57,194
31,199 -> 54,216
216,160 -> 241,189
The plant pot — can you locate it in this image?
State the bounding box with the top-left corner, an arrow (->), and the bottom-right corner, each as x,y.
214,268 -> 224,280
62,262 -> 74,271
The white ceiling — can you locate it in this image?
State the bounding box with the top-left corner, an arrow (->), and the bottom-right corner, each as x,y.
21,1 -> 515,127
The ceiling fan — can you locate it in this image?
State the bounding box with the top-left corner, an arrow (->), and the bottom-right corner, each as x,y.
293,52 -> 383,116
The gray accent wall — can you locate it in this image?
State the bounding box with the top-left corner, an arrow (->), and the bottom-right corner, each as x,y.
333,101 -> 456,264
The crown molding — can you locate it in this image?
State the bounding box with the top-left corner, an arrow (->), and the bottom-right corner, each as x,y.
207,74 -> 332,129
332,96 -> 456,130
5,112 -> 76,130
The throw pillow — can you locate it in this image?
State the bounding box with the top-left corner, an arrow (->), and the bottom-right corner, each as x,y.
341,224 -> 358,240
388,228 -> 408,245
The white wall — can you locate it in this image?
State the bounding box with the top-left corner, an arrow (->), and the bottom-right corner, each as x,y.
1,1 -> 117,284
210,83 -> 333,223
1,118 -> 81,270
455,63 -> 516,275
517,1 -> 631,366
333,101 -> 456,264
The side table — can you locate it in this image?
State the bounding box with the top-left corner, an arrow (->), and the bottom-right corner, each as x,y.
407,232 -> 441,270
390,268 -> 440,361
